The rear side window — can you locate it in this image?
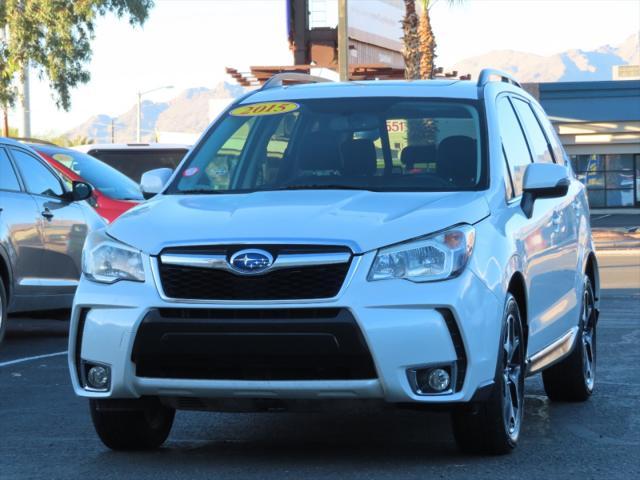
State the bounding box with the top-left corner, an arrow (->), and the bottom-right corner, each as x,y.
497,97 -> 532,197
36,146 -> 144,201
11,149 -> 64,197
511,98 -> 554,164
531,102 -> 567,166
0,148 -> 21,191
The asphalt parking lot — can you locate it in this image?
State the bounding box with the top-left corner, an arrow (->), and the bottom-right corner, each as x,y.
1,250 -> 639,480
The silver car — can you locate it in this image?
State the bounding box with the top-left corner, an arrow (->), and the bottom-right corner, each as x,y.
0,138 -> 103,344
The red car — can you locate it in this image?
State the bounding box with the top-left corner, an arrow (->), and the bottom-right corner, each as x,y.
28,144 -> 144,223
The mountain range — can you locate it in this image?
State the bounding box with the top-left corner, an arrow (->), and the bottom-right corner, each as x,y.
66,33 -> 639,144
65,82 -> 245,144
451,33 -> 638,82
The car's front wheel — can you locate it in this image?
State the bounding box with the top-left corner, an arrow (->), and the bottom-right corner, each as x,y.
451,293 -> 525,454
542,275 -> 596,402
89,397 -> 175,450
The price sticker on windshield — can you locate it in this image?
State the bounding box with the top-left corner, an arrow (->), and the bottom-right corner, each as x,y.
230,102 -> 299,117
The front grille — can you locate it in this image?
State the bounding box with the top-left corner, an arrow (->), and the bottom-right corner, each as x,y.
132,308 -> 377,381
157,245 -> 352,301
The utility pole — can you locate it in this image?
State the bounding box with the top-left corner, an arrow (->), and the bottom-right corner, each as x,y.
2,111 -> 8,137
0,24 -> 9,137
136,91 -> 142,143
111,118 -> 115,143
337,0 -> 349,81
136,85 -> 173,143
19,62 -> 31,138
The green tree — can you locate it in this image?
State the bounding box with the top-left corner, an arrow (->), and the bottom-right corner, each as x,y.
45,134 -> 94,147
0,0 -> 154,115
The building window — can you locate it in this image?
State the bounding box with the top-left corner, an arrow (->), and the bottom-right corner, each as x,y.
636,155 -> 640,206
570,154 -> 637,207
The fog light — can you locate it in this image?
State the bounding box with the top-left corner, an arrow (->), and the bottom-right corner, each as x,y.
427,368 -> 450,392
411,365 -> 454,395
86,365 -> 110,390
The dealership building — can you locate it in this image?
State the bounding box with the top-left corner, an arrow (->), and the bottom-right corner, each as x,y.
529,80 -> 640,209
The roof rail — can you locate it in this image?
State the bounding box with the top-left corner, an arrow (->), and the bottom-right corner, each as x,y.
477,68 -> 521,88
261,72 -> 333,90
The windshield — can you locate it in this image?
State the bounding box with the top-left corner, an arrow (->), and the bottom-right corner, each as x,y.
35,146 -> 144,201
87,149 -> 188,183
169,98 -> 486,194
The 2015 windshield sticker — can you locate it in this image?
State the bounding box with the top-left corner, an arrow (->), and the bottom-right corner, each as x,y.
230,102 -> 299,117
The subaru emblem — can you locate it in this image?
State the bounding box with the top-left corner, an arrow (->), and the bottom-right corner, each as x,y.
229,249 -> 274,275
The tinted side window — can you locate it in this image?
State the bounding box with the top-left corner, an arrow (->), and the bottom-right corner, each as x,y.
497,97 -> 532,197
511,98 -> 554,164
0,148 -> 21,191
11,149 -> 64,197
531,102 -> 567,166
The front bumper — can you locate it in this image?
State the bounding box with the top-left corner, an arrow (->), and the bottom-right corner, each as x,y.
69,252 -> 502,404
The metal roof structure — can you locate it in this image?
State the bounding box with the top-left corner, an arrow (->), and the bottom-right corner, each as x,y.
536,80 -> 640,123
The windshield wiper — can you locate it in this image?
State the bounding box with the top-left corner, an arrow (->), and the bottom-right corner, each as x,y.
177,189 -> 223,195
269,184 -> 373,191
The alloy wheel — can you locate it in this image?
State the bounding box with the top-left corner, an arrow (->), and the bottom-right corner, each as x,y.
582,286 -> 596,391
502,311 -> 524,440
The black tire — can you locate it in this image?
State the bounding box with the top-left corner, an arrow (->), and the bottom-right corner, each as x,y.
89,397 -> 175,450
542,275 -> 596,402
451,293 -> 526,455
0,276 -> 7,345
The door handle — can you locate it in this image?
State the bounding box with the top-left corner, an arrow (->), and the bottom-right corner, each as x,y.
41,209 -> 54,220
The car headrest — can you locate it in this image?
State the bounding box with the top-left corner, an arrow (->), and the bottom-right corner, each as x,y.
341,139 -> 377,176
297,132 -> 342,171
437,136 -> 478,186
400,144 -> 437,169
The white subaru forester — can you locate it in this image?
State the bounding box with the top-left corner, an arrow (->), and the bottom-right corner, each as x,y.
70,69 -> 599,454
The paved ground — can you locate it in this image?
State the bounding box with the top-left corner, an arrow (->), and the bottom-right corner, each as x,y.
591,213 -> 640,229
1,251 -> 639,479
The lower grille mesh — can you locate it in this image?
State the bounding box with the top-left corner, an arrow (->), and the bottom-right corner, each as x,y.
132,308 -> 377,381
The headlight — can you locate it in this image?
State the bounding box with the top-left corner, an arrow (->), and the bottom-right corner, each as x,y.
368,225 -> 475,282
82,230 -> 145,284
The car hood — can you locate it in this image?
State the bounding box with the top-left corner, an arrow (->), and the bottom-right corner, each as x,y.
107,190 -> 490,254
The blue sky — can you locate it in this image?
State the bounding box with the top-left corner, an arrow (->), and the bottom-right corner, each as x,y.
11,0 -> 640,135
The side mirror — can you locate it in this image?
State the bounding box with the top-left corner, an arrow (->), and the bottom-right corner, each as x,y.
71,181 -> 93,201
521,163 -> 570,218
140,168 -> 173,199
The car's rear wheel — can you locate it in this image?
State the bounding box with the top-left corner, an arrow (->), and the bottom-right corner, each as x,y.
451,293 -> 525,454
89,397 -> 175,450
0,276 -> 7,345
542,275 -> 596,402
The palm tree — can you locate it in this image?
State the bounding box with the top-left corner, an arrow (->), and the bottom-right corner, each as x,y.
402,0 -> 421,80
403,0 -> 465,80
418,0 -> 437,79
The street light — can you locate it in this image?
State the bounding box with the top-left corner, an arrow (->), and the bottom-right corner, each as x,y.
136,85 -> 174,143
